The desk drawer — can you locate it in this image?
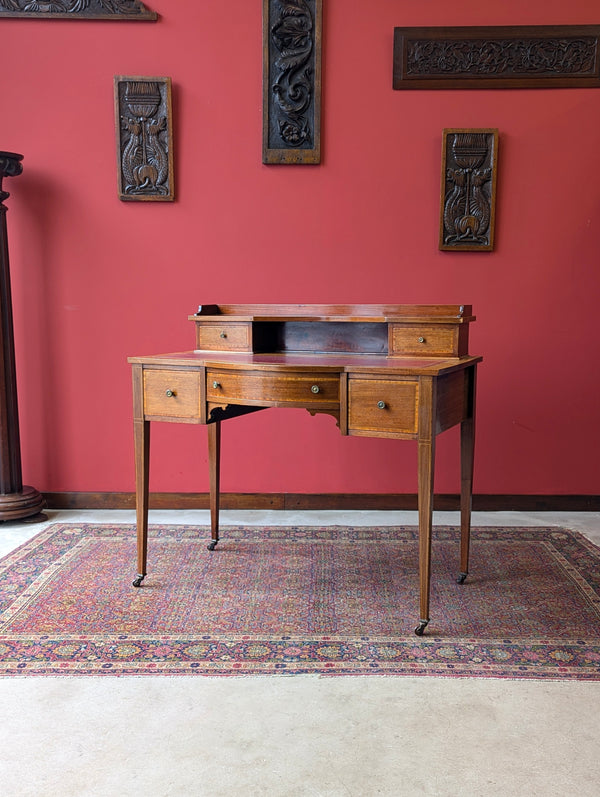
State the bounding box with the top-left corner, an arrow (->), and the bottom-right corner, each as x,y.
207,369 -> 340,407
348,377 -> 418,436
143,369 -> 202,419
196,323 -> 252,351
391,324 -> 457,356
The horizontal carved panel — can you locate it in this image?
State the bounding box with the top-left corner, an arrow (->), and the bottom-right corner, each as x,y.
440,129 -> 498,252
114,76 -> 174,201
0,0 -> 156,19
263,0 -> 322,164
394,25 -> 600,89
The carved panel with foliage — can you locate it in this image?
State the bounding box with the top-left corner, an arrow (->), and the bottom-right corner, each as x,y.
440,129 -> 498,252
0,0 -> 156,19
114,76 -> 174,202
394,26 -> 600,89
263,0 -> 322,164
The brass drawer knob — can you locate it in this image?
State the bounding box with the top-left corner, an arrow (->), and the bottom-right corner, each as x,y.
418,337 -> 426,344
212,381 -> 221,389
165,389 -> 176,398
220,331 -> 227,338
311,385 -> 320,394
377,400 -> 386,409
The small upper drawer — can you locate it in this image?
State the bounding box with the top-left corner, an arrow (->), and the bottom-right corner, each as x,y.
196,322 -> 252,351
348,377 -> 418,437
143,369 -> 201,419
390,324 -> 458,356
207,369 -> 340,407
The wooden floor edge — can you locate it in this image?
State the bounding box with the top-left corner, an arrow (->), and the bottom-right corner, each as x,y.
42,492 -> 600,512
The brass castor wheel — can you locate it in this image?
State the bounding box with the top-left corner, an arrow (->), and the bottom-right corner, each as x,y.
456,572 -> 468,584
207,540 -> 218,551
132,574 -> 145,588
414,620 -> 429,637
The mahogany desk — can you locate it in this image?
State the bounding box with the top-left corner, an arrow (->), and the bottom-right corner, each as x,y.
128,304 -> 482,636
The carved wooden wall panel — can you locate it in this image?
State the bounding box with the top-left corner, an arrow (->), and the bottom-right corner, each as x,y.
0,0 -> 156,19
114,76 -> 174,202
263,0 -> 322,164
440,129 -> 498,252
394,26 -> 600,89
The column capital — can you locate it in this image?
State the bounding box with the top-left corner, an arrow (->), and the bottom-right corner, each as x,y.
0,152 -> 23,204
0,151 -> 24,178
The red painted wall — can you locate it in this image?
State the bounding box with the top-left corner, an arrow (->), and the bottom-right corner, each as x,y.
4,1 -> 600,497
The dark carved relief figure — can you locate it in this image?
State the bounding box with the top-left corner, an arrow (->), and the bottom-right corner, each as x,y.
271,0 -> 314,148
440,130 -> 498,252
444,134 -> 490,244
408,37 -> 597,78
121,83 -> 167,195
114,77 -> 174,201
263,0 -> 322,164
0,0 -> 156,17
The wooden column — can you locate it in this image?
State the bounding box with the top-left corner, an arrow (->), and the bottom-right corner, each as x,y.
0,152 -> 45,522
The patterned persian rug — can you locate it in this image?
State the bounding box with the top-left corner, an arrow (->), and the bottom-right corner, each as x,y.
1,524 -> 599,679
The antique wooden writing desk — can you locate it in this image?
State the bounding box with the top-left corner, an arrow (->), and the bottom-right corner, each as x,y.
128,304 -> 482,635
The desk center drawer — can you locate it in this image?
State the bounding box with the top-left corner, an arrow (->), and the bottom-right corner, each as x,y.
207,369 -> 340,407
144,369 -> 201,418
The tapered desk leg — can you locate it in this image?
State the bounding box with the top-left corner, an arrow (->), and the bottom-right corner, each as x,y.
131,363 -> 149,588
458,366 -> 477,585
416,437 -> 435,636
207,420 -> 221,551
415,377 -> 436,637
132,418 -> 150,587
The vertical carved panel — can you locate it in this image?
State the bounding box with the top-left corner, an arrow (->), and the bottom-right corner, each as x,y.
263,0 -> 322,164
440,129 -> 498,252
114,76 -> 174,202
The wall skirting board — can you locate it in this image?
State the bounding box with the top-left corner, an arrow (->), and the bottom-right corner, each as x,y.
42,493 -> 600,512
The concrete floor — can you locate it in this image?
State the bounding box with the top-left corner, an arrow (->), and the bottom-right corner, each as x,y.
0,509 -> 599,797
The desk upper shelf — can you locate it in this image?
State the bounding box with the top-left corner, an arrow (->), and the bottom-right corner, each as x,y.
189,304 -> 475,358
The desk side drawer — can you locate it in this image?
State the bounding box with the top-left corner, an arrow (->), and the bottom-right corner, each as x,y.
196,322 -> 252,351
390,324 -> 460,356
348,377 -> 418,437
144,369 -> 201,419
207,369 -> 340,407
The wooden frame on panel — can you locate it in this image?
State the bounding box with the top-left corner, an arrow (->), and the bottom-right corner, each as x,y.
439,129 -> 498,252
394,25 -> 600,90
263,0 -> 322,164
114,76 -> 174,202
